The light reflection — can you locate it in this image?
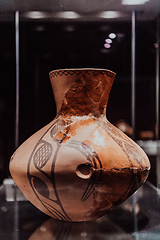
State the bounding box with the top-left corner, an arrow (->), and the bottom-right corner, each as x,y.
105,38 -> 113,44
23,11 -> 81,20
35,26 -> 46,32
24,11 -> 48,19
154,43 -> 158,48
93,130 -> 106,146
40,226 -> 47,232
28,216 -> 135,240
81,231 -> 87,237
109,33 -> 117,39
56,11 -> 81,19
64,25 -> 76,32
22,11 -> 128,20
122,0 -> 149,5
98,11 -> 126,19
1,206 -> 7,212
104,43 -> 111,49
100,48 -> 110,54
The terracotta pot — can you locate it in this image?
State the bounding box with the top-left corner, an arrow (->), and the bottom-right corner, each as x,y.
9,69 -> 150,222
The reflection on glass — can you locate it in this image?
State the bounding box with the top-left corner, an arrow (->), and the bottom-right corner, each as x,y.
28,216 -> 134,240
97,11 -> 127,19
25,11 -> 48,19
109,33 -> 117,39
105,39 -> 113,44
104,43 -> 111,49
57,11 -> 81,19
122,0 -> 149,5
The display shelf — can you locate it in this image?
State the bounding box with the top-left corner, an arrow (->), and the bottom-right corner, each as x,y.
0,180 -> 160,239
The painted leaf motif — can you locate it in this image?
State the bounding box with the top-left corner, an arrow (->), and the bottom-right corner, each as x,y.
33,176 -> 50,199
33,141 -> 52,170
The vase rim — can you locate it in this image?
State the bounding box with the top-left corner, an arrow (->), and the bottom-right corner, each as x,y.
49,68 -> 116,76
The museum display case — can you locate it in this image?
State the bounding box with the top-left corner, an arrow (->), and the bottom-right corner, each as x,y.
0,0 -> 160,239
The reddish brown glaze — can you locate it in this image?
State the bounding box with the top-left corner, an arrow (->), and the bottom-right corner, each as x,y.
9,69 -> 150,222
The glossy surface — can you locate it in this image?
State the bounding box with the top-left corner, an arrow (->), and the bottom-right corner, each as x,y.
0,181 -> 160,240
9,69 -> 150,221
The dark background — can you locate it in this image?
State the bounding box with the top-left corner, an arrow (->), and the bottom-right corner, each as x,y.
0,11 -> 158,184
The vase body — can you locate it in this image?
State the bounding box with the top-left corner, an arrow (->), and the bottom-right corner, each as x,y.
9,69 -> 150,222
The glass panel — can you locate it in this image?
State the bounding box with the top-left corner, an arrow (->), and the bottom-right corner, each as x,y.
0,1 -> 160,239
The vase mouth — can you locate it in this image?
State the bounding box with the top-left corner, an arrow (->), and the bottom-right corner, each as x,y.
49,68 -> 116,116
49,68 -> 116,77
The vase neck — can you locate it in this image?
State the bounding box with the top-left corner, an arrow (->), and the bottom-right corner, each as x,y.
49,69 -> 116,117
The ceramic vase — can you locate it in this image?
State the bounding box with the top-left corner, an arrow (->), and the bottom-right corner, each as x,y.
9,69 -> 150,222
